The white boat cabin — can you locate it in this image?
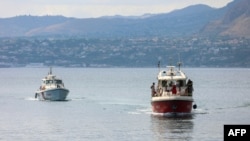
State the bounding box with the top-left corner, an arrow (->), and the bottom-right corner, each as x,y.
40,74 -> 64,90
152,66 -> 193,97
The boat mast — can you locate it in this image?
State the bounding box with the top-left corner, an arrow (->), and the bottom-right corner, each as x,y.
49,67 -> 52,75
177,62 -> 182,71
177,54 -> 182,71
158,61 -> 161,72
169,57 -> 172,66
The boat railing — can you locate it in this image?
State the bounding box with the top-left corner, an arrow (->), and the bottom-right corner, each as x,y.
154,86 -> 192,97
40,82 -> 65,90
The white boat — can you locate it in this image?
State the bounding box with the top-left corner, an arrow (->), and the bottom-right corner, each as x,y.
151,62 -> 197,115
35,67 -> 69,101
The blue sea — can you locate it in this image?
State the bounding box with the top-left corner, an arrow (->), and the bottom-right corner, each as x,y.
0,67 -> 250,141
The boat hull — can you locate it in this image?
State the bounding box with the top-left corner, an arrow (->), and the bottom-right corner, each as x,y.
35,88 -> 69,101
151,99 -> 193,114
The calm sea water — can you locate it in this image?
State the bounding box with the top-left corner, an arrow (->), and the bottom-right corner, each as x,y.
0,67 -> 250,141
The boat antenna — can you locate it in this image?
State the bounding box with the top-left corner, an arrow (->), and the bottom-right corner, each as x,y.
157,61 -> 161,72
177,54 -> 182,71
49,66 -> 52,75
168,57 -> 172,66
177,62 -> 182,71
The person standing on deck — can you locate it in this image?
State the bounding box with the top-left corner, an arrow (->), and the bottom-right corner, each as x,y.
187,79 -> 193,96
151,82 -> 156,97
172,84 -> 177,94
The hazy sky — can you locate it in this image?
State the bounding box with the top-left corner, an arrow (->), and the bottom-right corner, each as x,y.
0,0 -> 233,18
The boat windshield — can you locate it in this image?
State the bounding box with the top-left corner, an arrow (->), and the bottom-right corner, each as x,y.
160,80 -> 186,87
44,80 -> 61,84
55,80 -> 62,84
45,80 -> 53,84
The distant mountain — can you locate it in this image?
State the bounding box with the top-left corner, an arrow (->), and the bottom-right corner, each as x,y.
0,16 -> 71,37
1,1 -> 249,38
200,0 -> 250,38
142,4 -> 222,36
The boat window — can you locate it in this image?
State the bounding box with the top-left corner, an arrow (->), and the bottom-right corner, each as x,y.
55,80 -> 62,84
177,80 -> 185,87
168,81 -> 173,86
162,81 -> 167,87
178,80 -> 182,87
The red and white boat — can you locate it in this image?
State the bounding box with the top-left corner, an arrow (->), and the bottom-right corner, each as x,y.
151,63 -> 196,116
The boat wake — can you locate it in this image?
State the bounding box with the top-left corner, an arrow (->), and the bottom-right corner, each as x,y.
97,100 -> 152,115
192,108 -> 208,115
150,108 -> 208,118
128,107 -> 152,115
209,102 -> 250,112
241,102 -> 250,108
24,97 -> 39,101
24,97 -> 72,102
152,112 -> 194,118
229,102 -> 250,109
69,97 -> 85,101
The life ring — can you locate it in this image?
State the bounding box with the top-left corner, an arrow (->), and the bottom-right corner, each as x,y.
193,104 -> 197,109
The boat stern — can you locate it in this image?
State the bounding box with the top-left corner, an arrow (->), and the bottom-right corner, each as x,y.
151,96 -> 194,114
